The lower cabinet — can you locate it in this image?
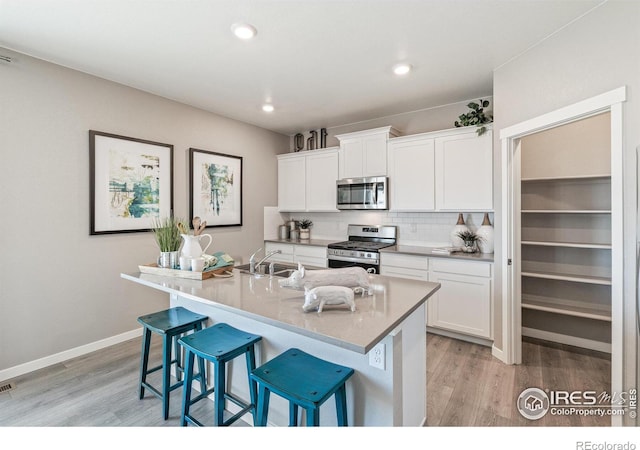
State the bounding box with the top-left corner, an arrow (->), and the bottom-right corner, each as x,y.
264,242 -> 327,268
428,259 -> 492,339
381,253 -> 493,342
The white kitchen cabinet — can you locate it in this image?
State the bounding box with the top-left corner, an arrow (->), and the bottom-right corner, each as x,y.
265,242 -> 327,268
427,259 -> 492,339
277,154 -> 306,212
306,150 -> 339,211
277,147 -> 338,212
434,127 -> 493,211
336,126 -> 399,178
380,252 -> 429,281
387,135 -> 435,211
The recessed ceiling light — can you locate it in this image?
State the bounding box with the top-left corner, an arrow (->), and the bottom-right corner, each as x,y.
262,104 -> 274,113
392,63 -> 412,76
231,22 -> 257,40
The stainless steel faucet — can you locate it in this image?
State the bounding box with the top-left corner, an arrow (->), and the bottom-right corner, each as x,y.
249,248 -> 282,274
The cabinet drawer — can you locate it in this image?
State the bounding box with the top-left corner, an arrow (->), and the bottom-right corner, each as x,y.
381,252 -> 429,270
295,245 -> 327,259
380,266 -> 429,281
430,259 -> 492,278
265,242 -> 294,256
295,255 -> 327,268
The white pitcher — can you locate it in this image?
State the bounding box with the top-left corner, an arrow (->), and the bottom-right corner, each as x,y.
180,234 -> 212,259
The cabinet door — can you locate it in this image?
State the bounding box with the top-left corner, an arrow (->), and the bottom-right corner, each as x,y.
387,138 -> 435,211
435,129 -> 493,211
339,140 -> 363,178
306,150 -> 339,211
277,155 -> 306,212
427,271 -> 492,338
362,134 -> 388,176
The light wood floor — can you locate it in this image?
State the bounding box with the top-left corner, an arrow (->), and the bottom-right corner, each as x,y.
0,333 -> 611,426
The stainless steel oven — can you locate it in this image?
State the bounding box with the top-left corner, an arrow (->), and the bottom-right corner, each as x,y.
327,225 -> 397,274
336,176 -> 388,210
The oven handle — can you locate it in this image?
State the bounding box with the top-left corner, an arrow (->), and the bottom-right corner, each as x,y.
327,254 -> 379,264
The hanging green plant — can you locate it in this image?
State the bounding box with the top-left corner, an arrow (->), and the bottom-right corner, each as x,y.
454,99 -> 493,136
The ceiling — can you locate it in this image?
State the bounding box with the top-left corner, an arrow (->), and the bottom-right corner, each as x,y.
0,0 -> 603,136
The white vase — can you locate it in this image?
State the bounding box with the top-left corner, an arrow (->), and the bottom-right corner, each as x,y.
477,213 -> 494,253
450,213 -> 469,248
299,228 -> 310,240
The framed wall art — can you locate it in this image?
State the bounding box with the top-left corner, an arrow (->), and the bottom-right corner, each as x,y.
89,130 -> 173,235
189,148 -> 243,228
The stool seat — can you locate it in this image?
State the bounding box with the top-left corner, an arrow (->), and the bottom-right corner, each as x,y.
178,323 -> 262,427
137,307 -> 208,420
251,348 -> 354,426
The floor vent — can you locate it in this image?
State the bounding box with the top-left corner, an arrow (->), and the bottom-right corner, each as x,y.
0,382 -> 15,393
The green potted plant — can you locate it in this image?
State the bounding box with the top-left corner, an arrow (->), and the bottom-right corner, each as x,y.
454,99 -> 493,136
298,219 -> 313,240
151,216 -> 185,268
456,230 -> 483,253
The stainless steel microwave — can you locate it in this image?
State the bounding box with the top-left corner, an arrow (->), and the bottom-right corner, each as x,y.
336,176 -> 388,210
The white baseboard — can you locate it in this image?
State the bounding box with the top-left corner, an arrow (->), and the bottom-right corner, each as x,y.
426,326 -> 493,348
522,327 -> 612,354
0,328 -> 142,383
491,344 -> 509,364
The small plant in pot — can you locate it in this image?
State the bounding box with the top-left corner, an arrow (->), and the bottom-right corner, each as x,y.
298,219 -> 313,240
151,216 -> 185,268
456,230 -> 483,253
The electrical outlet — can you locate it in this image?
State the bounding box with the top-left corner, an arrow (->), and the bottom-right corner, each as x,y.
368,343 -> 385,370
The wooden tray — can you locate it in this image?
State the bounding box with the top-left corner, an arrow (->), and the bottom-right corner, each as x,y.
138,262 -> 234,280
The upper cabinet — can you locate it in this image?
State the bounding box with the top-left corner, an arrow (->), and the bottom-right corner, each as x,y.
388,126 -> 493,212
387,135 -> 436,211
435,127 -> 493,211
336,126 -> 399,178
277,147 -> 339,212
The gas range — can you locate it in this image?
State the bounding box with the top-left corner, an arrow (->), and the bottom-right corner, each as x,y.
327,225 -> 397,272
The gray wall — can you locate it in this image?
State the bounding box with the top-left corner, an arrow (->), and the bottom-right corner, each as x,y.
0,49 -> 289,371
493,0 -> 639,402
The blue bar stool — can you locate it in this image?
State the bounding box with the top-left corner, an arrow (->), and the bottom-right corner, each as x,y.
137,307 -> 208,420
178,323 -> 262,426
250,348 -> 354,426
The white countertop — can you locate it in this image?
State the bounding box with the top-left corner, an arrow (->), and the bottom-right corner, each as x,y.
121,268 -> 439,354
381,245 -> 495,262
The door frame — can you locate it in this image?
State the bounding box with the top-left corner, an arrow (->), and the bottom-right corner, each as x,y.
499,87 -> 627,423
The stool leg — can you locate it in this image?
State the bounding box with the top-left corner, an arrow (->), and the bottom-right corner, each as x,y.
213,361 -> 225,426
162,334 -> 171,420
173,334 -> 182,382
180,350 -> 195,426
244,345 -> 258,425
335,384 -> 348,426
138,328 -> 152,399
197,356 -> 207,394
289,402 -> 299,426
255,384 -> 270,426
306,407 -> 320,427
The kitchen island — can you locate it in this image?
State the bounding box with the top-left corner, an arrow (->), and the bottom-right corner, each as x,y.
121,268 -> 439,426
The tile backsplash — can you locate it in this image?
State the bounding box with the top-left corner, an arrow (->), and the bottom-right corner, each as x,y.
265,207 -> 493,247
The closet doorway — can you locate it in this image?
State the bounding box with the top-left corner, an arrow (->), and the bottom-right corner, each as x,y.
499,87 -> 626,425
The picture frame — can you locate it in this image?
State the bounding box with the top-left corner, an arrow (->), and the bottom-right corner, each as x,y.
89,130 -> 173,235
189,148 -> 243,228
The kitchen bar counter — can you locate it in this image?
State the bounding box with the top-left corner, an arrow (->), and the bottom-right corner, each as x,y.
121,269 -> 439,426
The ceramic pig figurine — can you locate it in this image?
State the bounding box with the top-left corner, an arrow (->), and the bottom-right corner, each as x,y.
303,286 -> 357,313
278,263 -> 371,293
